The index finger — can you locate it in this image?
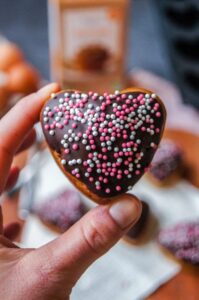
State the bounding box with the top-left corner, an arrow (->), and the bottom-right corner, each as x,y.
0,83 -> 60,192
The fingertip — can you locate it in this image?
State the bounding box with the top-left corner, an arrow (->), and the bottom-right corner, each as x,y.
37,82 -> 61,99
108,193 -> 142,230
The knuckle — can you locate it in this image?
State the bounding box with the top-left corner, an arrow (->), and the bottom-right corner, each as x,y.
81,218 -> 112,255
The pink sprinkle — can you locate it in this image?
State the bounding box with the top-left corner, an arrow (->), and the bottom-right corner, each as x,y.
96,186 -> 101,190
64,149 -> 70,154
141,127 -> 146,132
72,123 -> 77,129
121,94 -> 127,99
156,112 -> 161,117
116,186 -> 121,191
50,124 -> 55,129
156,128 -> 160,133
135,170 -> 140,175
57,123 -> 63,129
89,177 -> 94,182
126,99 -> 131,104
105,188 -> 110,194
117,175 -> 122,179
87,168 -> 92,173
48,112 -> 54,117
72,144 -> 79,150
44,125 -> 49,130
124,170 -> 129,175
137,94 -> 144,101
76,174 -> 80,178
103,178 -> 108,183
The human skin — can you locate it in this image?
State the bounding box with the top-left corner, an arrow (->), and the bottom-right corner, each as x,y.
0,83 -> 141,300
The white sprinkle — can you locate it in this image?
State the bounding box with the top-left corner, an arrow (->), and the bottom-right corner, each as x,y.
49,130 -> 55,136
61,159 -> 66,165
43,117 -> 48,122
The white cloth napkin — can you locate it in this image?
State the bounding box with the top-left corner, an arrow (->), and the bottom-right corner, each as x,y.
22,153 -> 199,300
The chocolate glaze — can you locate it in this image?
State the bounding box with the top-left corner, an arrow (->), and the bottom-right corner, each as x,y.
41,89 -> 166,199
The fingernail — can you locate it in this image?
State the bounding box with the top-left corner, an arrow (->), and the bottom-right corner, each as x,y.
109,195 -> 140,229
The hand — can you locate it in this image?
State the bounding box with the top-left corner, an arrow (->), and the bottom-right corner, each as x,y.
0,84 -> 142,300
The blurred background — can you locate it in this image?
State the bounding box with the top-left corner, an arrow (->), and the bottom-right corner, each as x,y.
0,0 -> 199,299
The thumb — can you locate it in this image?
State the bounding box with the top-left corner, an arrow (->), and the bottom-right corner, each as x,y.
36,194 -> 141,286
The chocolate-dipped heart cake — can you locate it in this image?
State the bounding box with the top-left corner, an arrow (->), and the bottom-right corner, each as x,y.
41,88 -> 166,204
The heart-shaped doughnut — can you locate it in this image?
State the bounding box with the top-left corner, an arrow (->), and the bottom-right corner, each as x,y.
41,88 -> 166,204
